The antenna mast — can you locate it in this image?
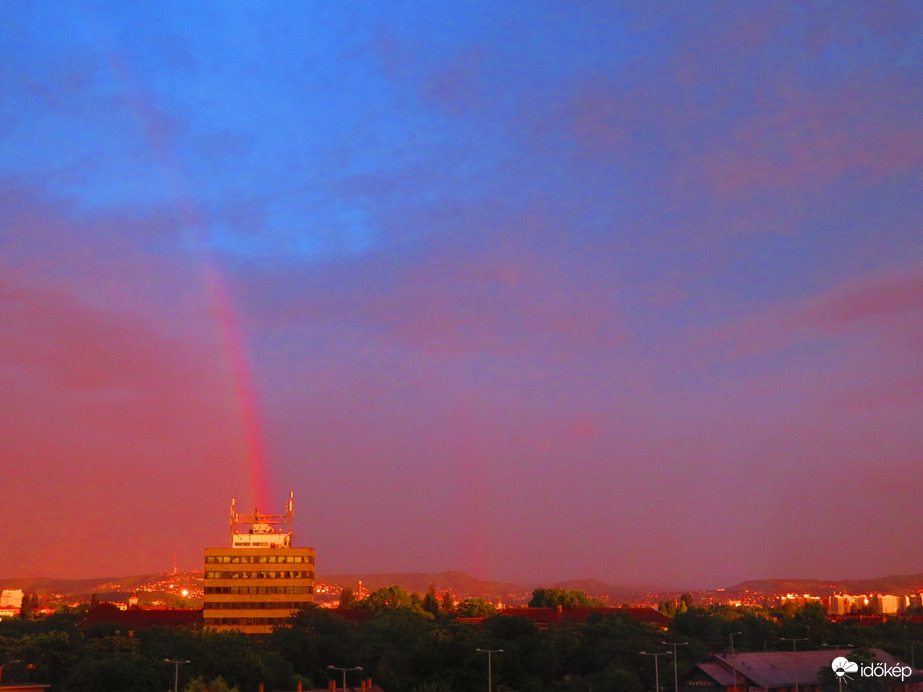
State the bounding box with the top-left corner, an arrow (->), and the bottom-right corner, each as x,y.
229,491 -> 295,548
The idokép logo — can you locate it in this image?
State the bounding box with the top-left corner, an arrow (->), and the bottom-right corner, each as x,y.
831,656 -> 912,682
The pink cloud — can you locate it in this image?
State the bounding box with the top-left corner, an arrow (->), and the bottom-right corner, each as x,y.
717,264 -> 923,359
562,4 -> 922,201
4,271 -> 171,390
674,263 -> 923,424
568,66 -> 923,195
697,74 -> 923,194
240,225 -> 628,357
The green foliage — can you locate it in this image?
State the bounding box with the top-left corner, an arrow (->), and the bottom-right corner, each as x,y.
5,630 -> 81,687
659,600 -> 677,617
455,598 -> 497,618
271,606 -> 357,685
65,655 -> 166,692
360,586 -> 421,614
20,592 -> 36,619
4,592 -> 923,692
359,608 -> 435,689
529,588 -> 606,608
183,675 -> 240,692
595,667 -> 645,692
339,587 -> 357,609
422,586 -> 440,616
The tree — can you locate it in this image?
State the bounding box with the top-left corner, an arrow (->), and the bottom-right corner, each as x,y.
455,598 -> 497,618
596,667 -> 644,692
440,591 -> 455,614
357,609 -> 435,691
20,593 -> 34,619
423,586 -> 440,616
274,606 -> 358,683
339,587 -> 357,609
361,586 -> 416,613
529,588 -> 605,608
183,676 -> 240,692
659,600 -> 677,617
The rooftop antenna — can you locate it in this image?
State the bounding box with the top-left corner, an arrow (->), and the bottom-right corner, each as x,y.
229,492 -> 295,548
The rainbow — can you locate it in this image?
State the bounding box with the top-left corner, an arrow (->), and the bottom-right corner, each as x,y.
201,261 -> 271,511
111,48 -> 272,510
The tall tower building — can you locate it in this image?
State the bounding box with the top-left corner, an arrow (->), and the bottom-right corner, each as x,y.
203,492 -> 315,634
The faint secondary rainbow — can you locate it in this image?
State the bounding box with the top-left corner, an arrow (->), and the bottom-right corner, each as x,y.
110,49 -> 272,510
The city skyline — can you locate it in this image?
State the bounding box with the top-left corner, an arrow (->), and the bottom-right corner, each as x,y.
1,2 -> 922,588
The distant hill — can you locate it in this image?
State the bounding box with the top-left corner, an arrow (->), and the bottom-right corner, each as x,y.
0,570 -> 649,605
0,574 -> 168,595
552,579 -> 674,599
319,572 -> 668,602
725,573 -> 923,597
4,570 -> 922,604
319,570 -> 529,599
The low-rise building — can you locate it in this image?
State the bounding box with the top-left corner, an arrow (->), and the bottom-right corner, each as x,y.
79,602 -> 202,630
680,649 -> 922,692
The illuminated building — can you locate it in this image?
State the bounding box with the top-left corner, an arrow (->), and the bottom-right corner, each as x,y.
869,593 -> 901,615
203,492 -> 315,634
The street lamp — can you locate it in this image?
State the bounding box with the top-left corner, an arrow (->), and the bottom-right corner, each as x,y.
164,659 -> 190,692
780,638 -> 807,692
476,648 -> 503,692
661,641 -> 688,692
822,643 -> 855,692
822,643 -> 853,652
640,650 -> 672,692
727,631 -> 744,691
729,631 -> 743,655
327,665 -> 363,691
823,646 -> 853,692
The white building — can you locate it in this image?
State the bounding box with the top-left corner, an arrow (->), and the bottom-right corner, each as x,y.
0,590 -> 24,608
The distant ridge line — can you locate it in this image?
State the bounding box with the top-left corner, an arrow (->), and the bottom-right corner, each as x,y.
724,573 -> 923,597
3,570 -> 922,599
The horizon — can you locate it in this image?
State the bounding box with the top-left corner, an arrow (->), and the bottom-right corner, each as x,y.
2,3 -> 921,588
6,566 -> 923,597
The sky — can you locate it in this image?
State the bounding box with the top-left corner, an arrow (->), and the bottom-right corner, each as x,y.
1,2 -> 922,590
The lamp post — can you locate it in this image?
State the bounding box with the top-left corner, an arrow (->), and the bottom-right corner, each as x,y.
780,637 -> 807,692
728,632 -> 743,691
326,665 -> 363,691
822,643 -> 853,652
164,659 -> 190,692
640,650 -> 672,692
661,641 -> 688,692
476,648 -> 503,692
822,643 -> 855,692
729,631 -> 743,655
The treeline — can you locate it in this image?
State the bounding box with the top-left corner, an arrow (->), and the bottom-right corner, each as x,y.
2,589 -> 922,692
